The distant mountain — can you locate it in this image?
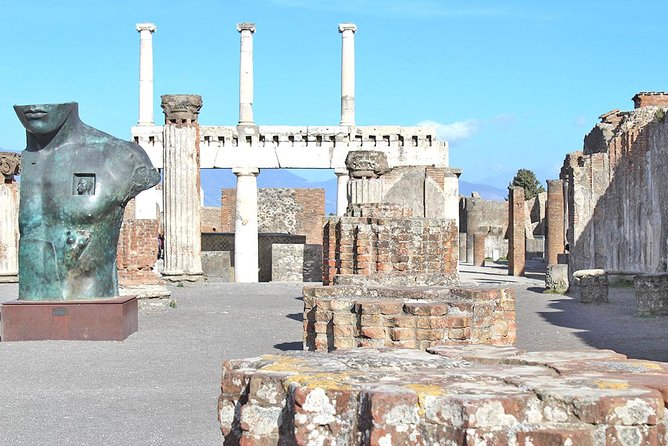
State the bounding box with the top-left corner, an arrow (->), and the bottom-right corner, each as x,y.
200,170 -> 508,214
459,180 -> 507,201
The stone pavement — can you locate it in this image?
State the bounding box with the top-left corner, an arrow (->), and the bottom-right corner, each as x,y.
2,262 -> 668,445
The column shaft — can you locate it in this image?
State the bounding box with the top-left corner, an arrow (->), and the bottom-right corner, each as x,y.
0,182 -> 19,282
473,232 -> 486,267
237,23 -> 256,125
508,186 -> 526,276
234,168 -> 259,282
136,23 -> 156,125
161,94 -> 203,280
335,168 -> 348,216
545,179 -> 565,265
339,23 -> 357,126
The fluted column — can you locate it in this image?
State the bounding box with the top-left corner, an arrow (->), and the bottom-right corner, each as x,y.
546,179 -> 565,265
136,23 -> 156,126
161,94 -> 203,281
335,168 -> 349,216
233,168 -> 259,282
339,23 -> 357,126
0,153 -> 20,283
237,23 -> 256,125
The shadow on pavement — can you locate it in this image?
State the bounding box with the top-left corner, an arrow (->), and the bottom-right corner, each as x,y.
535,287 -> 668,362
274,341 -> 303,351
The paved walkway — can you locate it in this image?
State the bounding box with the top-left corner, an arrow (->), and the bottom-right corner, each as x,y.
1,264 -> 668,445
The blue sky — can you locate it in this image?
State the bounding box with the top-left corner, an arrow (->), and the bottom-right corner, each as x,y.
1,1 -> 667,190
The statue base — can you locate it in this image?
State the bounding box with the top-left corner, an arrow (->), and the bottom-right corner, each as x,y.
1,296 -> 138,341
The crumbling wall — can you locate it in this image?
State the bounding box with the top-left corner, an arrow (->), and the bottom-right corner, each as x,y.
220,188 -> 325,244
562,100 -> 668,273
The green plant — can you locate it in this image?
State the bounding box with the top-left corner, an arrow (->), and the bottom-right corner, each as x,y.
509,169 -> 545,200
169,299 -> 177,309
176,282 -> 184,288
654,108 -> 666,123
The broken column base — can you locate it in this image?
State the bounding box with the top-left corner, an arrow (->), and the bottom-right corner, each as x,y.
1,296 -> 138,341
635,273 -> 668,316
573,269 -> 608,303
303,284 -> 515,351
219,346 -> 668,445
545,264 -> 569,293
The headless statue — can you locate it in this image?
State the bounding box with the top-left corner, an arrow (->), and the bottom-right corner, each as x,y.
14,102 -> 160,300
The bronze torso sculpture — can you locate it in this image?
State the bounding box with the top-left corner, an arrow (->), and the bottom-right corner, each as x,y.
15,102 -> 160,300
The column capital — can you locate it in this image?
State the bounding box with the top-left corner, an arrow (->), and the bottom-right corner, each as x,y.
237,22 -> 256,33
136,23 -> 157,33
161,94 -> 202,124
334,167 -> 348,176
338,23 -> 357,33
0,152 -> 21,180
232,167 -> 259,177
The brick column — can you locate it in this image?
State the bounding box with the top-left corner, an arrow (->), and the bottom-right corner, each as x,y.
0,155 -> 19,283
473,232 -> 486,267
508,186 -> 526,276
161,94 -> 203,281
136,23 -> 156,126
465,197 -> 481,263
233,167 -> 259,283
545,179 -> 565,265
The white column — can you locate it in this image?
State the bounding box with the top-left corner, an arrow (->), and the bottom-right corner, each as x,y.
339,23 -> 357,126
0,182 -> 19,283
161,94 -> 203,281
335,168 -> 349,216
233,168 -> 259,282
237,23 -> 256,125
136,23 -> 156,126
443,169 -> 462,230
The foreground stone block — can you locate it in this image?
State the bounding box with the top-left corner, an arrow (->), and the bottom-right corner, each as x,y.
303,284 -> 515,351
573,269 -> 608,304
218,346 -> 668,445
635,273 -> 668,316
545,264 -> 569,293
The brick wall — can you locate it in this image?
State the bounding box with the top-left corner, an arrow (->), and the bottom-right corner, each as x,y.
633,92 -> 668,109
303,284 -> 516,351
220,188 -> 325,244
323,205 -> 459,286
116,218 -> 160,286
201,206 -> 222,232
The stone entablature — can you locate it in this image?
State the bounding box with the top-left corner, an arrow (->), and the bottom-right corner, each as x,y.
131,124 -> 448,170
303,284 -> 516,352
219,346 -> 668,445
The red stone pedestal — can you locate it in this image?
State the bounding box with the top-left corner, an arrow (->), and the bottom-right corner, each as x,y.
1,296 -> 138,341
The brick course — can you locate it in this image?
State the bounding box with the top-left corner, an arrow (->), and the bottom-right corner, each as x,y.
303,284 -> 515,351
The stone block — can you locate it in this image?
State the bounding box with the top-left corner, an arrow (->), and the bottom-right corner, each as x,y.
201,251 -> 233,280
635,273 -> 668,316
271,243 -> 304,282
545,264 -> 569,293
573,269 -> 608,304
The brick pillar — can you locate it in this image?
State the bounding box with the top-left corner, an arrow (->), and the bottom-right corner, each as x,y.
465,197 -> 481,263
161,94 -> 204,281
508,186 -> 526,276
473,232 -> 486,267
545,179 -> 565,265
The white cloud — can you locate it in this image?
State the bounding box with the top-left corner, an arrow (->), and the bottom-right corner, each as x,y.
574,115 -> 588,127
417,119 -> 480,143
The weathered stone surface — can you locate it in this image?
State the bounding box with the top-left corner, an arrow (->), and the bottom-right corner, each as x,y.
508,186 -> 526,276
345,150 -> 390,178
0,151 -> 20,179
635,273 -> 668,316
201,251 -> 233,281
574,269 -> 609,304
219,346 -> 668,445
271,244 -> 304,282
303,284 -> 515,351
545,264 -> 569,293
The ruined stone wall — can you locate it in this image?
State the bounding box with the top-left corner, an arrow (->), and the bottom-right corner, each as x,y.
323,205 -> 459,286
459,196 -> 508,260
116,217 -> 161,287
562,103 -> 668,273
220,188 -> 325,244
200,206 -> 221,232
